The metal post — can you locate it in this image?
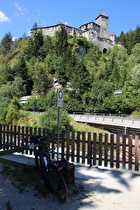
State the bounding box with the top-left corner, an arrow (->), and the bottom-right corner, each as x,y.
57,107 -> 60,160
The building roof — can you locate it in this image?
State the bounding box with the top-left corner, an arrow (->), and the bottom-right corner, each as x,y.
95,12 -> 109,20
31,23 -> 79,31
79,21 -> 100,29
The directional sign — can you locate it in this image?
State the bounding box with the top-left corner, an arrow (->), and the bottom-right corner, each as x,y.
57,89 -> 64,107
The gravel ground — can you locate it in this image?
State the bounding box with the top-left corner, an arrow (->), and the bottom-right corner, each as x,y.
0,162 -> 140,210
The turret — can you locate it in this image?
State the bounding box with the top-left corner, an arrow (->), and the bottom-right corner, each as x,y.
95,12 -> 109,38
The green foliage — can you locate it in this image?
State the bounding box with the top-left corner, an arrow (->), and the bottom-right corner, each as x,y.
0,64 -> 10,85
0,32 -> 13,55
55,25 -> 69,56
0,99 -> 11,124
70,59 -> 91,98
32,62 -> 51,94
68,35 -> 91,52
0,76 -> 26,99
116,26 -> 140,54
0,25 -> 140,122
65,97 -> 83,113
26,30 -> 44,59
22,96 -> 38,111
40,106 -> 72,130
22,89 -> 56,111
6,97 -> 21,124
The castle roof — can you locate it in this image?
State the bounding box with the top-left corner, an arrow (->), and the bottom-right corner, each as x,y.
79,21 -> 100,29
95,12 -> 109,20
31,23 -> 79,31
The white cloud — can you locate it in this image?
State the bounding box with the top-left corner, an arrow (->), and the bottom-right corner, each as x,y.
15,12 -> 19,16
36,9 -> 40,17
15,2 -> 22,11
14,2 -> 29,17
0,11 -> 10,23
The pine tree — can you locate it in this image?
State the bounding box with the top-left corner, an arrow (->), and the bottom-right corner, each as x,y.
55,25 -> 69,56
133,26 -> 140,45
1,32 -> 13,55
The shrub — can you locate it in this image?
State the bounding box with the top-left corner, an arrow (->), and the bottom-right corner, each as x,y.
40,106 -> 72,130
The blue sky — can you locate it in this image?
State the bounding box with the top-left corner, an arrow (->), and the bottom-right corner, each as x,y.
0,0 -> 140,41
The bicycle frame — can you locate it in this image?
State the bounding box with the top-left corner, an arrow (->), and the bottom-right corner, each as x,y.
25,135 -> 67,202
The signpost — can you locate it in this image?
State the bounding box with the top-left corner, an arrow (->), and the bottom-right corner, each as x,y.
57,89 -> 64,160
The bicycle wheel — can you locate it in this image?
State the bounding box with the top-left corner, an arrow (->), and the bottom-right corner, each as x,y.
56,172 -> 67,203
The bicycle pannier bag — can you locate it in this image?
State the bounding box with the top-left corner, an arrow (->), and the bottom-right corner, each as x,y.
60,160 -> 75,184
45,169 -> 59,193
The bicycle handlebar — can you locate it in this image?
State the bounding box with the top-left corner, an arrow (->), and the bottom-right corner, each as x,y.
24,135 -> 51,144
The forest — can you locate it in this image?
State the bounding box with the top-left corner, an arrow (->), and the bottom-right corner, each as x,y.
0,24 -> 140,128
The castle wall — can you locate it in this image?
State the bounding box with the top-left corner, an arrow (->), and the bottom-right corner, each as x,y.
98,38 -> 114,52
31,12 -> 116,52
32,24 -> 80,37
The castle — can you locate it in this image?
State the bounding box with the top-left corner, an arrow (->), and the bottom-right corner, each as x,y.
31,12 -> 117,53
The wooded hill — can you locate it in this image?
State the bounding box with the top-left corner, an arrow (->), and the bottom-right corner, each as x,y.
0,25 -> 140,125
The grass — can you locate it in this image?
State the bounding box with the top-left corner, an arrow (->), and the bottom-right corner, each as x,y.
130,110 -> 140,118
19,112 -> 107,133
70,118 -> 108,134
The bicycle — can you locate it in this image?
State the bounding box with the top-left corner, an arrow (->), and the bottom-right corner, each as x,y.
25,135 -> 67,203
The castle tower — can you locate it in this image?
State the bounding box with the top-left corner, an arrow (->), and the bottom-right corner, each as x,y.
95,12 -> 109,38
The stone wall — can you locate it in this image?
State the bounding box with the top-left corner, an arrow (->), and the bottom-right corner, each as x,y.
30,12 -> 117,52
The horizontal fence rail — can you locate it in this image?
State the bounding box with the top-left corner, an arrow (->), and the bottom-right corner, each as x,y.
0,124 -> 140,171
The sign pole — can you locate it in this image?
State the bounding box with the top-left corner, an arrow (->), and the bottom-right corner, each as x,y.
57,89 -> 64,160
57,107 -> 60,160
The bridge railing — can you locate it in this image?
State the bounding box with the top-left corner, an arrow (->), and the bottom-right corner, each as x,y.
69,114 -> 140,129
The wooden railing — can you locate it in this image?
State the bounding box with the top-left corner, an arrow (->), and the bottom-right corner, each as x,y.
0,124 -> 140,171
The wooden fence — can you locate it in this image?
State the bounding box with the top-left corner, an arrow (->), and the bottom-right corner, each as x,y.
0,124 -> 140,171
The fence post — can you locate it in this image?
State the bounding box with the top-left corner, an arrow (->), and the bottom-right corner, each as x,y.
25,127 -> 29,154
0,124 -> 2,149
21,126 -> 24,147
51,129 -> 55,159
99,133 -> 103,166
128,135 -> 132,170
18,126 -> 20,147
110,134 -> 114,168
116,134 -> 120,169
87,132 -> 92,166
93,132 -> 97,166
66,130 -> 70,161
82,132 -> 85,164
6,125 -> 9,150
10,125 -> 13,149
77,131 -> 80,163
122,135 -> 126,169
104,133 -> 108,167
71,131 -> 75,162
61,130 -> 65,160
135,135 -> 140,171
14,125 -> 17,148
